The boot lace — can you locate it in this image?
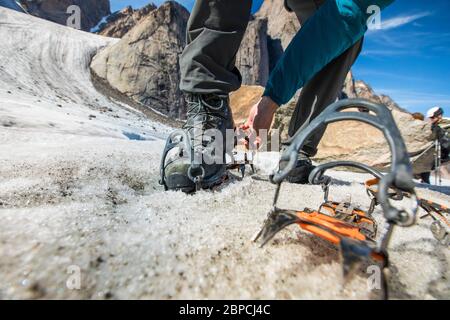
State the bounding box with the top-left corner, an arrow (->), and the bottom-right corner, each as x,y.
182,95 -> 228,186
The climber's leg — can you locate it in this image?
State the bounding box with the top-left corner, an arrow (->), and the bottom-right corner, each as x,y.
179,0 -> 253,95
281,0 -> 389,156
264,0 -> 394,106
288,38 -> 363,156
162,0 -> 253,193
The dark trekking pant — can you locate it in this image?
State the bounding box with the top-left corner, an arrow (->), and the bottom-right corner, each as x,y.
179,0 -> 363,157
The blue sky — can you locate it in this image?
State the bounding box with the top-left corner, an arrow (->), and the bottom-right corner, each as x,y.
111,0 -> 262,13
111,0 -> 450,114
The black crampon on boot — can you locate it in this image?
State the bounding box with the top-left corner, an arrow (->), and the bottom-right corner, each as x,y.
159,94 -> 234,193
279,151 -> 316,185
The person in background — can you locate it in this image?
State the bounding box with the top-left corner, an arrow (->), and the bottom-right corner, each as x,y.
418,107 -> 449,184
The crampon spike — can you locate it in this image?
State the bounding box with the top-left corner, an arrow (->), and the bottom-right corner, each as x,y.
340,237 -> 373,281
239,164 -> 246,178
340,237 -> 390,299
254,210 -> 301,247
381,263 -> 390,300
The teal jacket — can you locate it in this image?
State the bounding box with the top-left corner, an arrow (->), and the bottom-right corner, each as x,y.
263,0 -> 395,106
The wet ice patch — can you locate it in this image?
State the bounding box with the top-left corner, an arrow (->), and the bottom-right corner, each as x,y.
123,131 -> 149,141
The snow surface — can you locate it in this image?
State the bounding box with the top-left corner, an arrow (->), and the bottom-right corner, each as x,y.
0,7 -> 449,299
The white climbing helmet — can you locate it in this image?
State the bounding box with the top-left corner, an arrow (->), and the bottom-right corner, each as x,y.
426,106 -> 443,119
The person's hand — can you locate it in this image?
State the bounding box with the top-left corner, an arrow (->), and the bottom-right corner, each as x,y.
239,96 -> 278,149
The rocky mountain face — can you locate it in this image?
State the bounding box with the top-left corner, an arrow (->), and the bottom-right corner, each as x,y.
235,0 -> 300,87
356,82 -> 409,113
255,0 -> 300,49
93,0 -> 299,91
95,4 -> 157,38
341,71 -> 408,113
91,2 -> 189,119
255,0 -> 300,73
235,18 -> 270,86
87,0 -> 300,117
15,0 -> 110,31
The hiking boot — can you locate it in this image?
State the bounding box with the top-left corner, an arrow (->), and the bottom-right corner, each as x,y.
280,151 -> 316,184
160,94 -> 234,193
